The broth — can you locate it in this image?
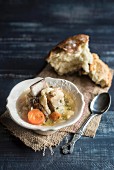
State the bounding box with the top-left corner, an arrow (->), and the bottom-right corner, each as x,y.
16,89 -> 75,126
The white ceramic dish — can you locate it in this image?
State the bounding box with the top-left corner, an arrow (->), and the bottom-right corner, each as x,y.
6,77 -> 85,135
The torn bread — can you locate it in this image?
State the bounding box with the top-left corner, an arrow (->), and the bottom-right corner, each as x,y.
47,34 -> 93,75
89,53 -> 112,87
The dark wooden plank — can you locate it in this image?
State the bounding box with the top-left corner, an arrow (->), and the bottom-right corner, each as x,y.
0,0 -> 114,25
0,58 -> 46,75
0,112 -> 114,170
0,0 -> 114,170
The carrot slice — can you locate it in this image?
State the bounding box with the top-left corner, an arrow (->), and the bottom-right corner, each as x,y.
49,112 -> 61,121
28,109 -> 45,125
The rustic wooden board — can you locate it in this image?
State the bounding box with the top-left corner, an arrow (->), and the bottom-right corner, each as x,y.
0,0 -> 114,170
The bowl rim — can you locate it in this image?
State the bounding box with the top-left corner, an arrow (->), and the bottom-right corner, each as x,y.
6,77 -> 85,132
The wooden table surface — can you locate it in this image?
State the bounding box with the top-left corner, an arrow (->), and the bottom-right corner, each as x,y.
0,1 -> 114,170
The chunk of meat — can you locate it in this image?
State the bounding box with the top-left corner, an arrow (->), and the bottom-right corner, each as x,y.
30,79 -> 48,96
47,88 -> 65,114
39,87 -> 53,115
39,87 -> 65,115
39,94 -> 51,115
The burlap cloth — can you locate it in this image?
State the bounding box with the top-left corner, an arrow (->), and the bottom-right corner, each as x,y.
0,65 -> 113,151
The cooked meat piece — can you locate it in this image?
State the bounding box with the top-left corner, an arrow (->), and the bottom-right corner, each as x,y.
39,87 -> 53,115
30,78 -> 48,96
27,92 -> 49,117
47,100 -> 55,112
39,95 -> 51,115
39,87 -> 65,115
37,103 -> 49,118
47,88 -> 65,114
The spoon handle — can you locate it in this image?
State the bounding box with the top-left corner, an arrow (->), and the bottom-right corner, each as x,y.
62,113 -> 97,154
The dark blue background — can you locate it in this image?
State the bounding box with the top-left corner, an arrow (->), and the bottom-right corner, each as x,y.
0,0 -> 114,170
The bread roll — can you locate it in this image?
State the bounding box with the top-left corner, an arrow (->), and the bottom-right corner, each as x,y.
89,53 -> 112,87
47,34 -> 112,88
47,34 -> 93,75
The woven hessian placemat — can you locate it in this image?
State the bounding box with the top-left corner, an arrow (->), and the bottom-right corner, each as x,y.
0,65 -> 113,151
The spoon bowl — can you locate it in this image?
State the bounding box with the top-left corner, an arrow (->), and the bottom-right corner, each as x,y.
90,93 -> 111,115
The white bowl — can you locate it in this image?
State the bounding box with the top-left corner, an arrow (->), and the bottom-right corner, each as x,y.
6,77 -> 85,135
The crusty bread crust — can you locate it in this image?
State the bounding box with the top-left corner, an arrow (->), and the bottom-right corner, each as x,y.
47,34 -> 92,75
47,34 -> 89,60
89,53 -> 112,87
55,34 -> 89,53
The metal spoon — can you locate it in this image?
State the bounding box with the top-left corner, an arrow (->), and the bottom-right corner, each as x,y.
61,92 -> 111,154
